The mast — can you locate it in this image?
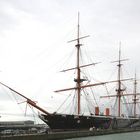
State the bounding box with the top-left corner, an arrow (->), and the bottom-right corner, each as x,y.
100,45 -> 140,117
76,12 -> 81,115
124,72 -> 140,117
116,44 -> 124,117
66,13 -> 89,115
133,72 -> 137,117
111,43 -> 127,117
101,43 -> 129,117
55,13 -> 99,115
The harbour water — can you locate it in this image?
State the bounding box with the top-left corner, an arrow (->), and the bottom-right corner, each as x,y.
66,131 -> 140,140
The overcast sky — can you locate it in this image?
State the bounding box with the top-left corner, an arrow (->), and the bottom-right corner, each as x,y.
0,0 -> 140,121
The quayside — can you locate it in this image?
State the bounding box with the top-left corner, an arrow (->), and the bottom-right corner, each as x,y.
1,128 -> 140,140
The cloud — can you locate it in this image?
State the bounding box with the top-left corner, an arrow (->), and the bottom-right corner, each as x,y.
0,1 -> 17,32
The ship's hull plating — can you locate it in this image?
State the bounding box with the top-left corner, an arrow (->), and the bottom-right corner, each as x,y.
110,117 -> 140,129
40,114 -> 112,130
40,114 -> 140,130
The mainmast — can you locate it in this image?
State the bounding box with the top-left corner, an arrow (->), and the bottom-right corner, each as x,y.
109,44 -> 127,117
116,44 -> 125,117
101,43 -> 129,117
100,44 -> 140,117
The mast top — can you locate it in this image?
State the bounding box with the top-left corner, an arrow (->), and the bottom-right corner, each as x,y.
111,43 -> 129,63
68,12 -> 89,44
77,12 -> 80,42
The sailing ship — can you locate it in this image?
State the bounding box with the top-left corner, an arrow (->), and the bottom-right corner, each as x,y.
0,14 -> 140,131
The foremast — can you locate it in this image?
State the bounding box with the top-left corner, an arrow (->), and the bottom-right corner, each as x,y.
55,13 -> 91,115
76,12 -> 81,115
66,13 -> 90,115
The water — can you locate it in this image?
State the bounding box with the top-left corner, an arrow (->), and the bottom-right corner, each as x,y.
66,131 -> 140,140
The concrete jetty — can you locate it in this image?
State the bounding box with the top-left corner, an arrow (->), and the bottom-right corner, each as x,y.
1,127 -> 140,140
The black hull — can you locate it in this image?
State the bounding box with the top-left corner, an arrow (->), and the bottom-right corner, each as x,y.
40,114 -> 112,130
110,117 -> 140,129
39,114 -> 140,130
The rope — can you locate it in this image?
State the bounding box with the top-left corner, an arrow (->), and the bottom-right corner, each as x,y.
55,93 -> 72,113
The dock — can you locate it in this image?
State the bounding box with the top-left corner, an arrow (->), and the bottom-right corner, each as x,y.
1,127 -> 140,140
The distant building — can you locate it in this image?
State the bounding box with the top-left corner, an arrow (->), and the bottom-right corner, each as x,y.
0,120 -> 34,126
0,120 -> 48,135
